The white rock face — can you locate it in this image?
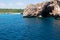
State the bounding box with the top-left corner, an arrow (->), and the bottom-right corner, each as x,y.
51,0 -> 60,16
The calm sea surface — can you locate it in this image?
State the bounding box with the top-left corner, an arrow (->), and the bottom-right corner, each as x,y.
0,13 -> 60,40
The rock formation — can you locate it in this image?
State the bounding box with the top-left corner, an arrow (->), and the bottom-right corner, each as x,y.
51,0 -> 60,16
23,0 -> 60,18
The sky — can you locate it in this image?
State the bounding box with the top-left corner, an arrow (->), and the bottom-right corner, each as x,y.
0,0 -> 50,9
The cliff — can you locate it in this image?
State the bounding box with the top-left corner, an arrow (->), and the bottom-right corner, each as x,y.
23,0 -> 60,18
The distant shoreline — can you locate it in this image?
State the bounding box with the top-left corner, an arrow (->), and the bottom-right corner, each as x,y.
0,9 -> 24,14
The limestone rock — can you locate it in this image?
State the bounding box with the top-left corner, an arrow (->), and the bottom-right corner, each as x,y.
23,2 -> 47,17
23,0 -> 60,18
52,0 -> 60,16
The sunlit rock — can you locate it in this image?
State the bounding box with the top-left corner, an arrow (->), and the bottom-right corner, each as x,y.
23,0 -> 60,18
51,0 -> 60,16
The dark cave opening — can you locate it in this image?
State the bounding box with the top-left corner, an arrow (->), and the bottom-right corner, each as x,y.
41,2 -> 54,17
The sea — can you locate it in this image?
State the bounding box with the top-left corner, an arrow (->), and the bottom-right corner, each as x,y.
0,13 -> 60,40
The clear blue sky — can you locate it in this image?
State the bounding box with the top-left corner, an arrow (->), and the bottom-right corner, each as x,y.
0,0 -> 50,9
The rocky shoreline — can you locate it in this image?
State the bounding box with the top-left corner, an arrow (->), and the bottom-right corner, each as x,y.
23,0 -> 60,18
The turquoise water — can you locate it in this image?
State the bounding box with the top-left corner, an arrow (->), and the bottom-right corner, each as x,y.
0,14 -> 60,40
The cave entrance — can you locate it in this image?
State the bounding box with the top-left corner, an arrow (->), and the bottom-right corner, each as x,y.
41,2 -> 54,17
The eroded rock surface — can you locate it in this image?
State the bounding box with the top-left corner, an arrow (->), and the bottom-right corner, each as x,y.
23,0 -> 60,18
